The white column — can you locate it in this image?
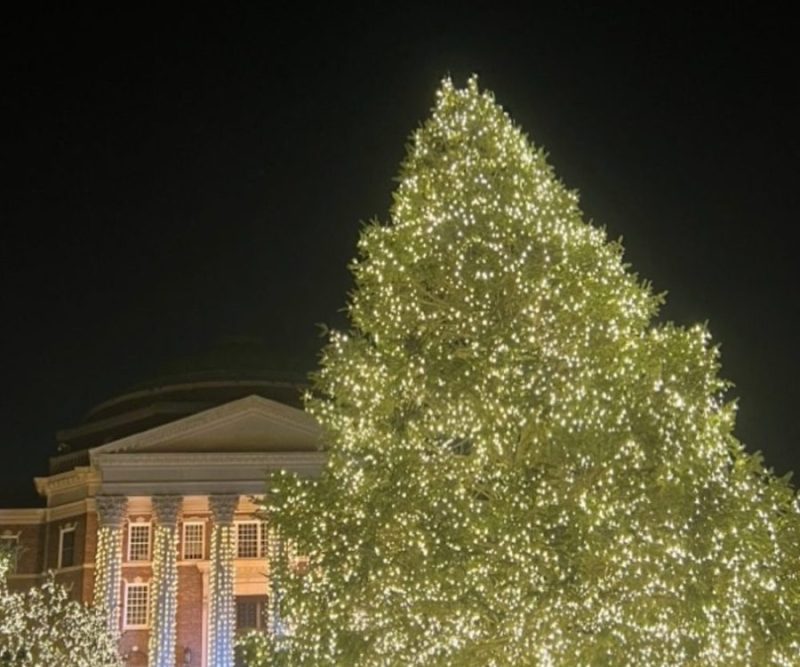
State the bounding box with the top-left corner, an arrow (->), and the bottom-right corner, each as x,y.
208,494 -> 238,667
94,495 -> 128,632
149,495 -> 182,667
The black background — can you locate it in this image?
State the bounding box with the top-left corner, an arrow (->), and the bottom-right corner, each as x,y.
1,5 -> 798,505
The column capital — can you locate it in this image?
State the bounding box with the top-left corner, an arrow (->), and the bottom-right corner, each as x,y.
95,495 -> 128,528
152,495 -> 182,526
209,494 -> 238,525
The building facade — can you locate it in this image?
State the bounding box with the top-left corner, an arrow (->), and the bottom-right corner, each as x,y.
0,371 -> 323,667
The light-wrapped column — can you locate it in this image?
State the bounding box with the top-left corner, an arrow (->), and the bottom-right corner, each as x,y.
94,495 -> 128,631
267,526 -> 288,645
149,495 -> 182,667
208,494 -> 238,667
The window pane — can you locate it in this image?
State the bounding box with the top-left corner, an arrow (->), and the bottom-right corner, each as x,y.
237,523 -> 259,558
125,584 -> 149,627
235,596 -> 268,631
60,529 -> 75,568
260,522 -> 269,558
129,525 -> 151,561
236,600 -> 258,629
183,523 -> 204,560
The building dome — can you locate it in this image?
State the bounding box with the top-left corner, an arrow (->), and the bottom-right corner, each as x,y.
51,337 -> 309,472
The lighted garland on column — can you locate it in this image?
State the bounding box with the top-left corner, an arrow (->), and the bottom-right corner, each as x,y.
208,524 -> 236,664
208,494 -> 238,667
267,526 -> 288,645
93,527 -> 119,615
93,495 -> 128,630
149,495 -> 182,667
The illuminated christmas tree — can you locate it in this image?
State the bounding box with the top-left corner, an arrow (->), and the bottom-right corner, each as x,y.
256,78 -> 800,666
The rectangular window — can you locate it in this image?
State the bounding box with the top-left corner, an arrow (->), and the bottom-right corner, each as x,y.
124,583 -> 149,628
236,522 -> 260,559
58,525 -> 76,569
260,522 -> 270,558
182,522 -> 204,560
236,599 -> 258,629
236,595 -> 268,631
0,535 -> 19,574
128,523 -> 151,561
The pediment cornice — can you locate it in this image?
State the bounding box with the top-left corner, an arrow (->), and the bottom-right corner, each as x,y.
34,467 -> 101,502
92,451 -> 326,495
93,451 -> 324,467
89,395 -> 320,459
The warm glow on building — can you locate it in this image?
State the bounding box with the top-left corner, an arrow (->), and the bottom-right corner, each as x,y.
0,353 -> 322,667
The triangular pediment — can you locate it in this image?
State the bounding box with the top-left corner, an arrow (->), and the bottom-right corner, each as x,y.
89,395 -> 321,456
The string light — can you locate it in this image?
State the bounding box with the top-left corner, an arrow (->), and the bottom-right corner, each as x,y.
0,549 -> 121,665
94,495 -> 127,633
94,525 -> 120,620
209,495 -> 238,667
149,496 -> 181,667
267,527 -> 288,643
241,77 -> 800,666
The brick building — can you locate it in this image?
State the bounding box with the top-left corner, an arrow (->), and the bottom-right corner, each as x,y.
0,354 -> 323,667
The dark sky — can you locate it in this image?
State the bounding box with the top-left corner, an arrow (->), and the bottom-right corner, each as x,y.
1,5 -> 798,506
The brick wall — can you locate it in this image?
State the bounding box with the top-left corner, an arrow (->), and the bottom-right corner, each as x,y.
82,511 -> 98,602
1,522 -> 45,579
3,507 -> 272,666
177,564 -> 205,664
47,513 -> 89,601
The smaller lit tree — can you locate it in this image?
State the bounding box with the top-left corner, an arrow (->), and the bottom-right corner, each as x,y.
0,546 -> 122,667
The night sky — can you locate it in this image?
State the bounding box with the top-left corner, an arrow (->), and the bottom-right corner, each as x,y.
1,6 -> 798,506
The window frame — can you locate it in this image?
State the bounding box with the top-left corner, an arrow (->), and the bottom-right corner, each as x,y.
182,521 -> 205,560
123,581 -> 150,629
58,523 -> 77,569
127,522 -> 152,562
235,595 -> 269,632
235,521 -> 261,559
260,521 -> 270,559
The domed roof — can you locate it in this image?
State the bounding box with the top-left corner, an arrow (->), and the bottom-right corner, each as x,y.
52,337 -> 310,468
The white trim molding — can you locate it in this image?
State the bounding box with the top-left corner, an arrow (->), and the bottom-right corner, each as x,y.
0,508 -> 46,525
93,452 -> 325,496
